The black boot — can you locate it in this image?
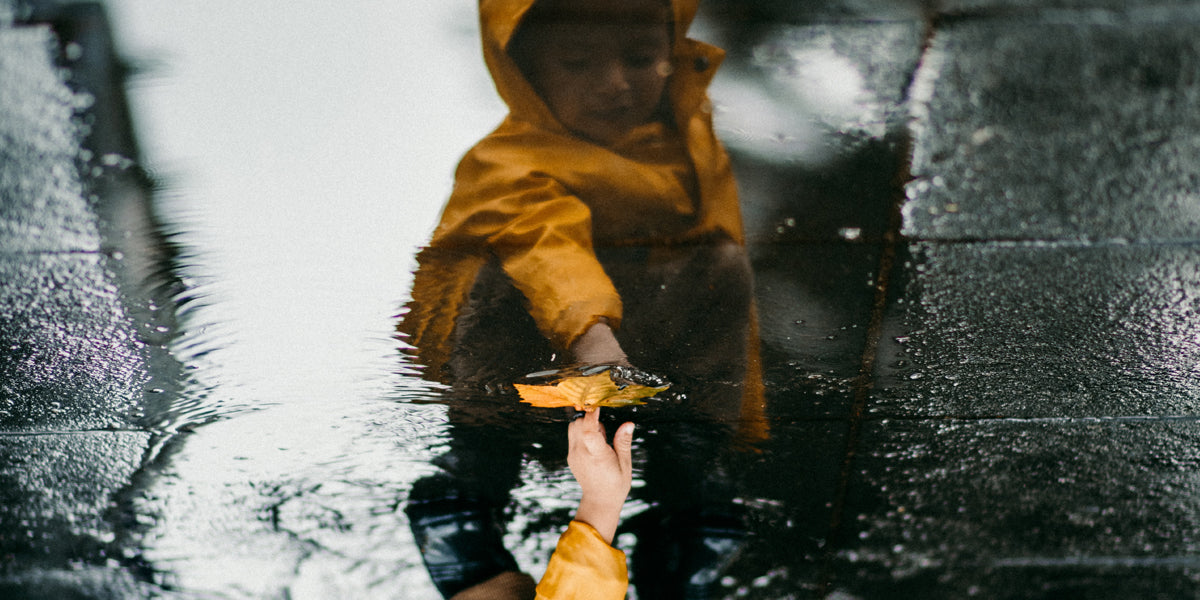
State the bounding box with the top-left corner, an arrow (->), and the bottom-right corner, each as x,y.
405,474 -> 520,599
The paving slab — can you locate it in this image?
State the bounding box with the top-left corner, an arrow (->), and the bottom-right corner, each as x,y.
0,566 -> 157,600
734,140 -> 906,244
716,19 -> 923,244
826,558 -> 1200,600
0,23 -> 100,253
718,420 -> 852,597
905,8 -> 1200,242
827,417 -> 1200,598
0,431 -> 150,570
0,252 -> 147,431
871,241 -> 1200,418
0,7 -> 164,597
754,243 -> 881,418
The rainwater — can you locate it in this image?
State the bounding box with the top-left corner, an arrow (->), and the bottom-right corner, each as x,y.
94,0 -> 911,597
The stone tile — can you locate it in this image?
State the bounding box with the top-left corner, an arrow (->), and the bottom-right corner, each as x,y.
0,431 -> 150,569
722,420 -> 851,597
734,139 -> 906,245
0,566 -> 159,600
754,243 -> 881,417
715,20 -> 923,243
828,417 -> 1200,598
0,253 -> 147,431
905,9 -> 1200,242
871,242 -> 1200,418
827,558 -> 1200,599
0,25 -> 100,252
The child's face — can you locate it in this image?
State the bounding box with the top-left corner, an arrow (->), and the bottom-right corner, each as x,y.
524,22 -> 671,146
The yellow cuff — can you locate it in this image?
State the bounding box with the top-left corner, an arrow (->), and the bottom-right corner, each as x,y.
535,521 -> 628,600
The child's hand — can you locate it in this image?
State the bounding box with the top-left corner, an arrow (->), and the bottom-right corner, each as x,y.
567,408 -> 635,544
569,319 -> 631,367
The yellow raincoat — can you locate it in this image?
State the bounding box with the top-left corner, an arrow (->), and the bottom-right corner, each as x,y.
399,0 -> 741,373
446,521 -> 624,600
535,521 -> 628,599
404,2 -> 766,596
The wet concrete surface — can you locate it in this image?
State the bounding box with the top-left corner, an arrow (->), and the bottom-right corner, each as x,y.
833,418 -> 1200,598
0,22 -> 100,252
0,253 -> 150,431
872,242 -> 1200,418
0,432 -> 150,564
0,3 -> 162,595
816,3 -> 1200,597
905,6 -> 1200,242
3,0 -> 1200,598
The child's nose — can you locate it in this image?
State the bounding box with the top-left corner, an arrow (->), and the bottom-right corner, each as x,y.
598,62 -> 632,96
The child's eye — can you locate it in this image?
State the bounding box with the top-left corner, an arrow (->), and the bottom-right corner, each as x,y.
560,58 -> 590,71
625,55 -> 656,68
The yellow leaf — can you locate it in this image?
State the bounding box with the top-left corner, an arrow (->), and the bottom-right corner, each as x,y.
516,372 -> 668,411
603,382 -> 669,407
511,383 -> 579,409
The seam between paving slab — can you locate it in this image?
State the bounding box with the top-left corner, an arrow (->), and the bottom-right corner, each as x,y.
855,414 -> 1200,424
815,201 -> 905,596
899,237 -> 1200,247
0,429 -> 154,436
815,73 -> 926,600
814,14 -> 934,595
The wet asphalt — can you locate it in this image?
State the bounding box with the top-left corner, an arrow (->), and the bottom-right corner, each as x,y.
3,0 -> 1200,598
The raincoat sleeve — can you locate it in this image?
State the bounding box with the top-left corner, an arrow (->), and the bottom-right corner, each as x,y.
437,145 -> 623,350
535,521 -> 628,600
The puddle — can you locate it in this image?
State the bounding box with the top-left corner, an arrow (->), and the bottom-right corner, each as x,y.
49,0 -> 918,597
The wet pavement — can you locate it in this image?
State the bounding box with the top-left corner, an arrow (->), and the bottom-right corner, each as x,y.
1,3 -> 157,597
3,0 -> 1200,598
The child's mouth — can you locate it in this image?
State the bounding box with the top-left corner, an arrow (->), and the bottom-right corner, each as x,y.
590,106 -> 637,125
592,103 -> 638,118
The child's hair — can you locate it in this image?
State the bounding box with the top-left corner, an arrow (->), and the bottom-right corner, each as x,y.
508,0 -> 673,79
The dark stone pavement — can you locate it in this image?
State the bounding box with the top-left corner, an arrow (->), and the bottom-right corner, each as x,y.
2,0 -> 1200,597
715,0 -> 1200,597
1,1 -> 181,597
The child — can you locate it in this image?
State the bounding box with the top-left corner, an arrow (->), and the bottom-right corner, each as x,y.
399,0 -> 752,391
401,0 -> 762,596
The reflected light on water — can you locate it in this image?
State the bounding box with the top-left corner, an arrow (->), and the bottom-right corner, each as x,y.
711,28 -> 885,166
101,0 -> 504,597
105,0 -> 505,406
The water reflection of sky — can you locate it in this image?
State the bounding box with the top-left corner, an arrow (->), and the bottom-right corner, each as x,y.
106,0 -> 504,406
96,2 -> 898,595
103,2 -> 504,596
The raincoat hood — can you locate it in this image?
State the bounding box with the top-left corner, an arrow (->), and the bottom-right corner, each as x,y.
478,0 -> 721,136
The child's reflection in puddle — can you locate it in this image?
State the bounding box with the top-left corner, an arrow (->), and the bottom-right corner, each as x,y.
399,0 -> 765,596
